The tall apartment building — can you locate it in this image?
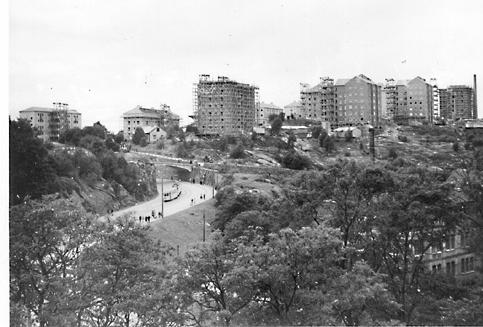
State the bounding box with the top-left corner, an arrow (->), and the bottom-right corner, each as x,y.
19,102 -> 82,141
300,75 -> 381,128
193,75 -> 259,136
283,100 -> 305,119
123,104 -> 179,140
439,85 -> 475,121
394,77 -> 433,123
334,74 -> 381,127
381,79 -> 397,121
257,102 -> 283,127
300,77 -> 335,125
430,78 -> 441,119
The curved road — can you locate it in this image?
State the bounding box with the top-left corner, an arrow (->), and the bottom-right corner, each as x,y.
111,181 -> 215,220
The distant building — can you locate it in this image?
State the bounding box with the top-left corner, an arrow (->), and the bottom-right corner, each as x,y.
140,126 -> 167,143
257,102 -> 283,127
122,104 -> 179,141
19,102 -> 82,141
439,85 -> 475,121
300,77 -> 335,125
394,77 -> 433,123
381,78 -> 397,121
193,74 -> 259,136
430,78 -> 441,119
283,100 -> 305,120
334,74 -> 382,128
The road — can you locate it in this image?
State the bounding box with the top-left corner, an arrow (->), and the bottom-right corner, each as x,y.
110,181 -> 215,220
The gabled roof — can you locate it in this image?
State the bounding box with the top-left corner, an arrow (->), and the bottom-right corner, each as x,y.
20,106 -> 80,114
284,100 -> 302,108
123,106 -> 162,118
140,126 -> 166,134
334,78 -> 350,86
396,79 -> 409,86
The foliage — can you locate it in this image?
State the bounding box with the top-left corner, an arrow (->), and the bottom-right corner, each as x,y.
281,150 -> 312,170
344,130 -> 353,142
388,147 -> 398,159
114,131 -> 124,143
287,132 -> 296,148
132,127 -> 147,145
311,125 -> 322,139
453,141 -> 460,152
230,144 -> 246,159
271,117 -> 283,135
156,138 -> 165,150
9,118 -> 58,205
398,135 -> 408,142
185,124 -> 198,134
320,134 -> 335,153
175,142 -> 194,159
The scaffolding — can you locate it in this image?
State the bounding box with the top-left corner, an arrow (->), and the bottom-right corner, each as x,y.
50,102 -> 69,141
193,75 -> 258,136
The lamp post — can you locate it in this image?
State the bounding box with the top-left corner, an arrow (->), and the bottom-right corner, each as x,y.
160,164 -> 164,217
202,210 -> 206,242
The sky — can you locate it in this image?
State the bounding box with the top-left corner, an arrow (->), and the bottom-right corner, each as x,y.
8,0 -> 483,133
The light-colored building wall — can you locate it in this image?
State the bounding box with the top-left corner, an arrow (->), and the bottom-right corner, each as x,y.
300,77 -> 335,124
257,102 -> 283,127
123,105 -> 178,140
395,77 -> 433,123
19,106 -> 82,141
284,100 -> 305,119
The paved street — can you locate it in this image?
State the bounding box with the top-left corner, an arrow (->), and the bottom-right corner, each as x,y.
110,181 -> 215,220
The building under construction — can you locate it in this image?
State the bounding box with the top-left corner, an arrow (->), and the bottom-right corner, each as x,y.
19,102 -> 82,141
192,75 -> 259,136
439,83 -> 476,121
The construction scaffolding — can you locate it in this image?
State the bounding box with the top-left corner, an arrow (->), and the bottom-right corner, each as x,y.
192,74 -> 258,136
50,102 -> 69,141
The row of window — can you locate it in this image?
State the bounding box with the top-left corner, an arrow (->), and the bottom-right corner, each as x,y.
431,257 -> 474,275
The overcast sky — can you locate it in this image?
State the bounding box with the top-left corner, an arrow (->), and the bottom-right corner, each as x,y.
9,0 -> 483,132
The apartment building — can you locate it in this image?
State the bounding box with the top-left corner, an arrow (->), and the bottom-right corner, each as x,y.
122,104 -> 179,141
334,74 -> 382,127
430,78 -> 441,119
283,100 -> 305,119
381,79 -> 397,121
19,102 -> 82,141
439,85 -> 475,121
193,75 -> 259,136
300,77 -> 335,124
257,102 -> 283,127
394,77 -> 433,123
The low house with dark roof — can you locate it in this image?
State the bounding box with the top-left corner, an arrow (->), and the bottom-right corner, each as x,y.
19,103 -> 82,141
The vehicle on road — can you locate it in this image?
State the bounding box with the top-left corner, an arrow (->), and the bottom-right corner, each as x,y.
163,182 -> 181,202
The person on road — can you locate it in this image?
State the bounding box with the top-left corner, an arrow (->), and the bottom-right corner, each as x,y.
139,216 -> 142,222
191,198 -> 194,206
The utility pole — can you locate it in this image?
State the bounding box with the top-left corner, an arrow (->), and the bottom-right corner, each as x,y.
161,165 -> 164,217
202,210 -> 206,242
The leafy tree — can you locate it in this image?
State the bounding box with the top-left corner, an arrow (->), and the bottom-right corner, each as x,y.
268,114 -> 279,123
10,197 -> 96,327
185,124 -> 198,134
311,126 -> 322,139
59,127 -> 83,146
287,132 -> 296,148
171,231 -> 259,326
105,136 -> 120,152
156,138 -> 165,149
9,118 -> 58,205
77,216 -> 172,327
453,141 -> 460,152
114,131 -> 124,143
271,117 -> 283,135
281,150 -> 311,170
132,127 -> 146,145
79,134 -> 106,155
82,122 -> 107,139
230,144 -> 246,159
344,130 -> 353,142
388,147 -> 398,159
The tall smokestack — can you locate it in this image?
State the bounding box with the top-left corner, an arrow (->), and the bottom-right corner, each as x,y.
474,74 -> 478,119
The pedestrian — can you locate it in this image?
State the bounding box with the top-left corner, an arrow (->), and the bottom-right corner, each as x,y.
200,194 -> 202,200
139,216 -> 142,222
191,198 -> 193,206
203,194 -> 206,200
158,211 -> 162,218
152,210 -> 155,217
148,216 -> 151,222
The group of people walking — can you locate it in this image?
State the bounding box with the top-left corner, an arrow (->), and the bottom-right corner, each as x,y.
190,193 -> 206,206
138,209 -> 163,223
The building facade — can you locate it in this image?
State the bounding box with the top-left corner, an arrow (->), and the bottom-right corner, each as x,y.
123,104 -> 179,141
381,79 -> 397,121
334,74 -> 382,127
393,77 -> 433,123
283,100 -> 305,119
193,75 -> 259,136
19,103 -> 82,141
300,77 -> 335,124
439,85 -> 475,121
257,102 -> 283,127
430,78 -> 441,120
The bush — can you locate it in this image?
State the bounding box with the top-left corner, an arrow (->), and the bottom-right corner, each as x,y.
271,117 -> 283,135
281,150 -> 312,170
398,135 -> 409,142
156,139 -> 165,150
132,127 -> 146,145
311,126 -> 322,139
230,144 -> 246,159
453,141 -> 460,152
344,130 -> 353,142
388,147 -> 398,159
344,151 -> 351,157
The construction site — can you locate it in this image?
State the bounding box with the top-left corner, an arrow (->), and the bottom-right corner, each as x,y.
192,74 -> 259,136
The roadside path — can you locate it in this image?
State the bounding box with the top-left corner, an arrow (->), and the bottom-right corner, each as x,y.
110,181 -> 215,220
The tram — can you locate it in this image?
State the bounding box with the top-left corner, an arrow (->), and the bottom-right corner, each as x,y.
162,182 -> 181,202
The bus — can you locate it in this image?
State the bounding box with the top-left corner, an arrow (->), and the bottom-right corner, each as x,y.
163,182 -> 181,202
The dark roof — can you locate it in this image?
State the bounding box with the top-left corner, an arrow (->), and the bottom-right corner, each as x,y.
20,106 -> 80,114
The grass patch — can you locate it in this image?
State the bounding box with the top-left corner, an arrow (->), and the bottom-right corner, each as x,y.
147,199 -> 216,254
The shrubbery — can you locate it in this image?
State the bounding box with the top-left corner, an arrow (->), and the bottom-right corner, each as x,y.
230,144 -> 246,159
281,150 -> 312,170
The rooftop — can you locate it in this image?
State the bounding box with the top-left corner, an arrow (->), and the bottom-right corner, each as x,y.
20,106 -> 80,114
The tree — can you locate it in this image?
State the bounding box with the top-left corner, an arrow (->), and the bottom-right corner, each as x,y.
59,127 -> 83,146
344,130 -> 353,142
132,127 -> 146,145
230,144 -> 246,159
311,126 -> 322,139
281,150 -> 312,170
322,135 -> 335,153
76,216 -> 172,327
268,114 -> 279,123
453,141 -> 460,152
271,117 -> 283,135
9,118 -> 58,205
10,196 -> 97,327
171,231 -> 259,326
114,131 -> 124,144
287,132 -> 296,148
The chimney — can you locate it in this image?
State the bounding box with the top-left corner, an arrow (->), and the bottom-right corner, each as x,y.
474,74 -> 478,119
